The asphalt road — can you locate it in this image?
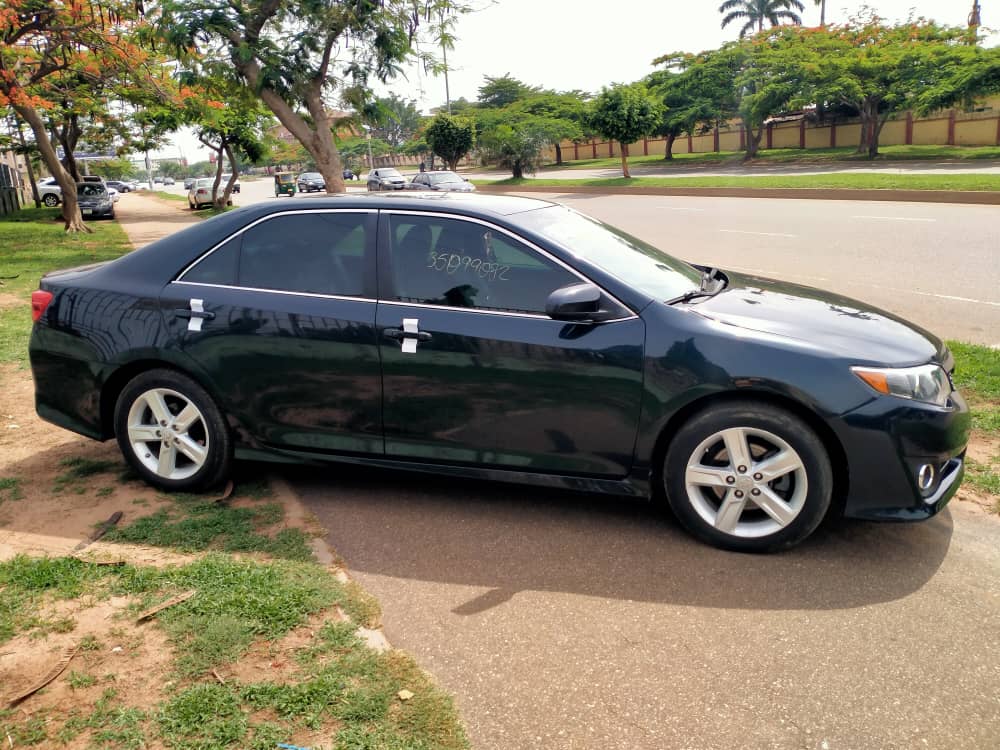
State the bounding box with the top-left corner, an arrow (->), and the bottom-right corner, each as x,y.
294,465 -> 1000,750
162,182 -> 999,344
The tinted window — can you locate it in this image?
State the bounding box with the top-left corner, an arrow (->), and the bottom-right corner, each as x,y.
184,236 -> 240,285
77,184 -> 106,196
239,213 -> 368,296
388,215 -> 578,314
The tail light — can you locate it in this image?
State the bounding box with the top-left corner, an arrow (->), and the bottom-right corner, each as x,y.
197,188 -> 207,194
31,290 -> 53,322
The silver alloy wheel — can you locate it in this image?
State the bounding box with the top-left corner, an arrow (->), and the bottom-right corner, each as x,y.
43,194 -> 59,206
126,387 -> 210,480
684,427 -> 808,539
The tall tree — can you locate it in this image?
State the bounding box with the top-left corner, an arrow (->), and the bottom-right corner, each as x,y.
478,110 -> 579,177
160,0 -> 468,195
367,94 -> 422,149
1,0 -> 165,231
516,90 -> 591,164
718,0 -> 805,38
424,113 -> 474,170
478,74 -> 539,108
588,83 -> 662,178
814,0 -> 826,27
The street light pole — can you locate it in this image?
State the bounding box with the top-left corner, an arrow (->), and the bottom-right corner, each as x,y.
366,132 -> 374,170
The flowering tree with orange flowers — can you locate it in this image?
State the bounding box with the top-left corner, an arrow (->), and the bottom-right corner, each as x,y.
0,0 -> 170,231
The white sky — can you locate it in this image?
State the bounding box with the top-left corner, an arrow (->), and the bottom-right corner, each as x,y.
155,0 -> 996,162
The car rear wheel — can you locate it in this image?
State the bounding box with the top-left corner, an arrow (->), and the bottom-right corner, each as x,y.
43,194 -> 59,207
114,369 -> 231,492
663,401 -> 832,552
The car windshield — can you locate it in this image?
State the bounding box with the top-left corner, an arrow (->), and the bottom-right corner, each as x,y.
428,172 -> 461,184
380,169 -> 402,178
77,184 -> 106,196
520,206 -> 702,301
195,179 -> 214,187
301,172 -> 322,180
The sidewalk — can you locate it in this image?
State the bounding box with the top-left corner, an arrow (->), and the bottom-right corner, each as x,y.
115,192 -> 199,249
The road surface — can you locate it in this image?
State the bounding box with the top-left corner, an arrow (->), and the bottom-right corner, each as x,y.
293,465 -> 1000,750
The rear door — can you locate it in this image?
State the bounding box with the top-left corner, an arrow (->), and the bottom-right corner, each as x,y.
375,210 -> 646,477
161,209 -> 383,455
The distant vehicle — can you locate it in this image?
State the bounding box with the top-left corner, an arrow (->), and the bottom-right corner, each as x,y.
107,187 -> 120,203
274,172 -> 297,197
187,178 -> 231,210
408,170 -> 476,193
367,167 -> 406,191
163,177 -> 175,186
76,182 -> 115,219
183,178 -> 196,190
297,172 -> 326,193
343,169 -> 357,181
81,175 -> 104,184
220,174 -> 241,193
38,178 -> 62,207
154,176 -> 164,184
105,180 -> 131,193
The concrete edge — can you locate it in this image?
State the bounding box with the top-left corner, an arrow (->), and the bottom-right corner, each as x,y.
476,184 -> 1000,205
268,474 -> 395,652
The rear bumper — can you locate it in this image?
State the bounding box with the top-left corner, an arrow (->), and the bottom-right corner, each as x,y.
833,390 -> 971,521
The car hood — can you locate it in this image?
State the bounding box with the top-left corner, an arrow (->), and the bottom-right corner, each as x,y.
686,271 -> 944,366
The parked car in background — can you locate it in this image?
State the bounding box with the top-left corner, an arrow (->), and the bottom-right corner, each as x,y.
367,167 -> 407,191
163,177 -> 175,186
105,180 -> 131,193
297,172 -> 326,192
183,178 -> 196,190
38,178 -> 62,207
154,176 -> 164,184
27,193 -> 969,553
75,182 -> 115,219
107,187 -> 120,203
343,168 -> 357,181
187,178 -> 227,210
408,170 -> 476,193
221,174 -> 241,193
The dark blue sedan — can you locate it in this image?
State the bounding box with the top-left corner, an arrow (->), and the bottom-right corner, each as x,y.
28,194 -> 969,551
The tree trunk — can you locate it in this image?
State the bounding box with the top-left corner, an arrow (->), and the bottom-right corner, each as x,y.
554,143 -> 563,166
512,161 -> 524,179
664,133 -> 676,160
14,104 -> 89,232
620,144 -> 630,178
211,145 -> 225,205
15,120 -> 41,208
216,144 -> 240,209
304,91 -> 345,194
744,123 -> 763,160
447,157 -> 460,171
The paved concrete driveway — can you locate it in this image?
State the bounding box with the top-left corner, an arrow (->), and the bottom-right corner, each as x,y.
294,466 -> 1000,749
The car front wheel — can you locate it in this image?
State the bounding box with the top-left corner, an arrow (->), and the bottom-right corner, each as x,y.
43,194 -> 60,207
114,369 -> 231,492
663,401 -> 832,552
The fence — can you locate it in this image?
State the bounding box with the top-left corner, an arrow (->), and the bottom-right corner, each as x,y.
543,104 -> 1000,163
0,163 -> 21,217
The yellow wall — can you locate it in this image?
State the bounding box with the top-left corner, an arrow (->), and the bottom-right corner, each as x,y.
955,118 -> 998,146
770,123 -> 800,149
880,119 -> 907,145
911,118 -> 950,146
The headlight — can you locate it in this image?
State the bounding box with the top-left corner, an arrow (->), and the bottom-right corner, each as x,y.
851,364 -> 951,407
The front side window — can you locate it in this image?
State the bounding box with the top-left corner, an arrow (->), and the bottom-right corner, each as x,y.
388,215 -> 578,314
237,213 -> 369,296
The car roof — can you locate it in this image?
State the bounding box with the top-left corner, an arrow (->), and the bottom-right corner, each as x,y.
268,192 -> 553,217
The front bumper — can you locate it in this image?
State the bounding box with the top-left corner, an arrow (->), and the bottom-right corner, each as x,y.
833,389 -> 970,521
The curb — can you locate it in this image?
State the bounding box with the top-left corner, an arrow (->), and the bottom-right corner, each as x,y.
268,474 -> 395,653
476,183 -> 1000,205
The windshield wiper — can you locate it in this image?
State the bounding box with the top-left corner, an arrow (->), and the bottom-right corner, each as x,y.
666,268 -> 728,305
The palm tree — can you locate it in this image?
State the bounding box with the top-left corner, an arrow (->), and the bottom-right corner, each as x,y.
718,0 -> 805,37
814,0 -> 826,26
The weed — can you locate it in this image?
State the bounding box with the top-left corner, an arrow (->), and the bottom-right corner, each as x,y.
97,486 -> 115,497
68,670 -> 98,689
0,476 -> 23,503
157,683 -> 247,749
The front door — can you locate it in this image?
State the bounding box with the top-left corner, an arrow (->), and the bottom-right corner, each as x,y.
376,211 -> 645,477
162,209 -> 383,455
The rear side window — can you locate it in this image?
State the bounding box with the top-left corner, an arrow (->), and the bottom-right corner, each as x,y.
183,236 -> 240,285
238,213 -> 369,296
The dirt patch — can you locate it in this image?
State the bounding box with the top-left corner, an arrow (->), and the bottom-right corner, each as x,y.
0,292 -> 21,309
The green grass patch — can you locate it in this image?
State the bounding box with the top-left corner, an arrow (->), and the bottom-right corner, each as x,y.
949,341 -> 1000,506
107,481 -> 314,562
58,688 -> 148,748
543,144 -> 1000,171
154,190 -> 188,202
0,476 -> 23,503
0,206 -> 132,367
481,172 -> 1000,192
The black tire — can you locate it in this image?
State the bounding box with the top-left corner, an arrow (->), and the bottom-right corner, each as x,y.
43,194 -> 60,207
114,368 -> 231,492
663,401 -> 832,553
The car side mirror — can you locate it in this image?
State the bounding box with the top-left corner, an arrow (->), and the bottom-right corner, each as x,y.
546,283 -> 604,322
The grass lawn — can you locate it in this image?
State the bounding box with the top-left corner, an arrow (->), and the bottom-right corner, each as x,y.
154,190 -> 187,202
543,144 -> 1000,171
480,173 -> 1000,192
948,341 -> 1000,507
0,207 -> 133,367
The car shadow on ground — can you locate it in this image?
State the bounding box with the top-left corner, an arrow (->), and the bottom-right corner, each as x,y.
285,462 -> 953,614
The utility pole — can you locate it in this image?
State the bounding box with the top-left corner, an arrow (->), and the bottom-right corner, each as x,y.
440,8 -> 451,114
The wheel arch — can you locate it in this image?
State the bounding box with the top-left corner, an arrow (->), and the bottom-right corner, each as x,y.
98,359 -> 221,440
649,390 -> 849,515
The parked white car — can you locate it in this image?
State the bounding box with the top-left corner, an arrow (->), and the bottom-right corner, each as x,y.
38,177 -> 62,207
